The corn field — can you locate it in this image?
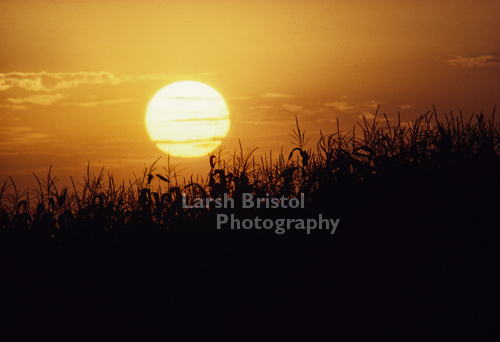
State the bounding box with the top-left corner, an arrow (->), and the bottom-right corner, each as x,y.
2,106 -> 500,340
1,106 -> 499,241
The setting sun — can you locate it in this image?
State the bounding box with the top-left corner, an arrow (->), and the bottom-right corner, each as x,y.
145,81 -> 230,158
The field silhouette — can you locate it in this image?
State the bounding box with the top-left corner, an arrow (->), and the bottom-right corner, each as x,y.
1,107 -> 499,340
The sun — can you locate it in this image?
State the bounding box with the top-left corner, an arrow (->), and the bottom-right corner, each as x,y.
145,81 -> 230,158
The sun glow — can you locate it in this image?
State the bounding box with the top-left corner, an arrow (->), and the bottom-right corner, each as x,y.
145,81 -> 230,158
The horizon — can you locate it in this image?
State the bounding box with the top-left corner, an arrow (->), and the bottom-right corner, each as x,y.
1,1 -> 499,191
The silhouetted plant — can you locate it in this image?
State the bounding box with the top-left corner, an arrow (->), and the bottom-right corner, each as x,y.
0,106 -> 498,243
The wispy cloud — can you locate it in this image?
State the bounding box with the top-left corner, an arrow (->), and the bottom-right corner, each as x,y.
70,98 -> 139,107
228,96 -> 254,100
0,71 -> 126,92
0,126 -> 50,146
261,92 -> 294,98
7,93 -> 66,106
0,104 -> 27,110
399,104 -> 412,109
445,55 -> 500,68
0,71 -> 217,93
324,99 -> 381,121
4,94 -> 138,108
325,100 -> 378,111
282,103 -> 302,112
357,111 -> 377,120
0,71 -> 217,95
324,101 -> 354,111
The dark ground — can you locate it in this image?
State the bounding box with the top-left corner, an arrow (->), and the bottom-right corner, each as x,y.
1,167 -> 500,341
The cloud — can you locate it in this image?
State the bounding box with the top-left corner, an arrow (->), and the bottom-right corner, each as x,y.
282,104 -> 302,112
357,111 -> 376,120
365,100 -> 380,109
325,100 -> 379,111
445,55 -> 500,68
0,104 -> 27,110
7,93 -> 66,106
260,92 -> 294,98
0,126 -> 50,146
0,71 -> 219,94
227,96 -> 254,100
4,93 -> 139,108
70,98 -> 139,107
324,101 -> 354,111
399,104 -> 412,109
324,99 -> 382,122
0,71 -> 126,92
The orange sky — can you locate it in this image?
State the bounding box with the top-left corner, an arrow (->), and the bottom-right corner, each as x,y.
1,0 -> 499,191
